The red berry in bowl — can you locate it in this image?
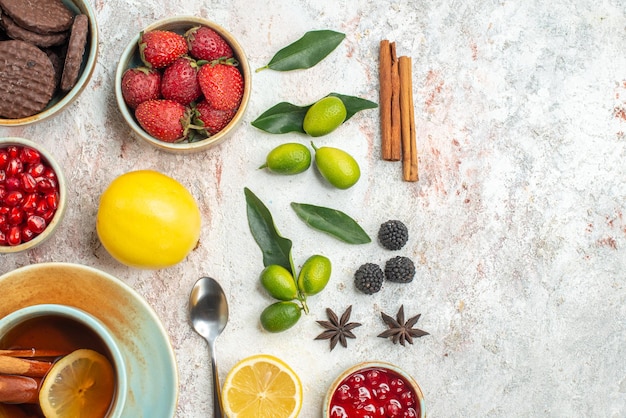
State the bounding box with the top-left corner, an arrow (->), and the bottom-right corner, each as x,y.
185,26 -> 234,62
139,30 -> 188,69
121,67 -> 162,109
197,62 -> 244,111
161,56 -> 202,106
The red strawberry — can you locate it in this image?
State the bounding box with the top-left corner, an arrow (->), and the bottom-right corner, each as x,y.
121,67 -> 161,109
185,26 -> 234,62
197,61 -> 244,111
161,56 -> 202,105
194,100 -> 236,135
135,99 -> 190,142
139,30 -> 188,69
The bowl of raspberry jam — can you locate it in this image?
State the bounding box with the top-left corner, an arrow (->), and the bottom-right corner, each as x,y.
0,137 -> 66,253
324,361 -> 425,418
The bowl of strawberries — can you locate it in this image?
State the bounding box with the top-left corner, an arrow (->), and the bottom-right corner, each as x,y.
115,16 -> 251,153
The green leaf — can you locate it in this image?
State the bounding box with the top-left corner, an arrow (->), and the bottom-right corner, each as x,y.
257,30 -> 346,72
250,102 -> 309,134
251,93 -> 378,134
290,202 -> 371,244
244,188 -> 295,275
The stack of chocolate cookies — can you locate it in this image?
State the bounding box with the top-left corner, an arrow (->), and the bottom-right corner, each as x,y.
0,0 -> 89,119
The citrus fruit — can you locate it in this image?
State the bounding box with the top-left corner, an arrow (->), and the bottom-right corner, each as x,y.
297,254 -> 332,296
39,349 -> 115,418
311,143 -> 361,189
222,354 -> 302,418
260,143 -> 311,175
260,301 -> 301,333
96,170 -> 201,269
260,265 -> 298,301
303,96 -> 347,137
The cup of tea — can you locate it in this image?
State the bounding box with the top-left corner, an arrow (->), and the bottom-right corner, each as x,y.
0,304 -> 127,417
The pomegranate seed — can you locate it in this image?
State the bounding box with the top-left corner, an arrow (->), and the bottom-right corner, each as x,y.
0,150 -> 8,169
35,198 -> 49,214
20,173 -> 37,193
6,159 -> 23,176
22,193 -> 38,214
20,147 -> 40,164
27,163 -> 45,177
5,176 -> 20,191
27,215 -> 46,233
45,191 -> 59,210
0,206 -> 8,215
43,167 -> 57,180
0,186 -> 6,203
0,230 -> 6,245
37,178 -> 56,193
8,207 -> 23,225
0,214 -> 6,228
4,190 -> 23,207
21,226 -> 35,242
6,146 -> 18,158
41,209 -> 55,222
7,226 -> 21,246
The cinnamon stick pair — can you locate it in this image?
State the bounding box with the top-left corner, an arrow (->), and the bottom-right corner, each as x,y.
379,40 -> 418,182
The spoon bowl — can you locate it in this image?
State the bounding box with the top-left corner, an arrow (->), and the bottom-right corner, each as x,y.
189,277 -> 229,417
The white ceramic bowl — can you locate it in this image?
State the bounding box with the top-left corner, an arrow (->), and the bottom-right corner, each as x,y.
324,361 -> 425,418
115,16 -> 251,153
0,137 -> 67,253
0,0 -> 98,126
0,304 -> 127,417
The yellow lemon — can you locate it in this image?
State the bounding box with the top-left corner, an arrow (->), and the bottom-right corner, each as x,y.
222,354 -> 303,418
39,349 -> 115,418
96,170 -> 201,269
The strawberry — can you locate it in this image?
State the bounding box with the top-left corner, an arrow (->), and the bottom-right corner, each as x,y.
135,99 -> 191,142
139,30 -> 188,69
121,67 -> 161,109
185,26 -> 234,62
197,61 -> 244,111
193,100 -> 236,136
161,56 -> 202,105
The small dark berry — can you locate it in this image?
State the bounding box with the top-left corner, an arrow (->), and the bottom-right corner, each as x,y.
384,256 -> 416,283
354,263 -> 384,295
378,220 -> 409,250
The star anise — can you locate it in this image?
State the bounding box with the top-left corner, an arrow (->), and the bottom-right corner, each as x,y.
378,305 -> 429,346
315,305 -> 362,351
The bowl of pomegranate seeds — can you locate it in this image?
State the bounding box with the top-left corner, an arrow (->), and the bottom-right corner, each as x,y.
324,361 -> 425,418
0,0 -> 98,126
115,16 -> 251,153
0,137 -> 67,252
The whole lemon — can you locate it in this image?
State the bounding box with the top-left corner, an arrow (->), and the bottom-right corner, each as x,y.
311,143 -> 361,189
303,96 -> 347,137
96,170 -> 201,269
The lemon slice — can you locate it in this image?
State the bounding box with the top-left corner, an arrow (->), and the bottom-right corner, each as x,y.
39,349 -> 115,418
222,354 -> 302,418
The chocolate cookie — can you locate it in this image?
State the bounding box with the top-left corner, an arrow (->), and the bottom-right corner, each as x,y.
0,40 -> 56,118
59,14 -> 87,92
0,0 -> 73,35
0,12 -> 68,47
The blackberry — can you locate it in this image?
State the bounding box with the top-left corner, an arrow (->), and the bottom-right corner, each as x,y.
354,263 -> 384,295
378,220 -> 409,250
384,256 -> 416,283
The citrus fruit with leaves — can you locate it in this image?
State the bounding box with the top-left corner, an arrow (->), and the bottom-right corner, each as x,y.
260,301 -> 302,333
260,264 -> 298,301
297,254 -> 332,296
96,170 -> 201,269
311,143 -> 360,189
260,142 -> 311,175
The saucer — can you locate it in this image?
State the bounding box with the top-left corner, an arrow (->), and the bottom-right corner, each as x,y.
0,262 -> 178,417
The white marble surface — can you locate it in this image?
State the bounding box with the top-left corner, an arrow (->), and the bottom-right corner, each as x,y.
2,0 -> 626,416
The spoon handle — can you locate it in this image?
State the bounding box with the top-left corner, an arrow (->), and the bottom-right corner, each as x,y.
209,342 -> 224,418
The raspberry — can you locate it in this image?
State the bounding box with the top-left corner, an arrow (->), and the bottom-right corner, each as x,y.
378,220 -> 408,251
354,263 -> 384,295
384,256 -> 415,283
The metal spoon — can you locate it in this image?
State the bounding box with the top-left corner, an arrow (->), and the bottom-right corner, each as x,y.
189,277 -> 229,418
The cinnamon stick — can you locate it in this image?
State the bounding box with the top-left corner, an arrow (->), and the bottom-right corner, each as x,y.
379,40 -> 392,160
0,348 -> 69,358
398,56 -> 418,182
0,356 -> 52,377
389,43 -> 402,161
0,375 -> 40,404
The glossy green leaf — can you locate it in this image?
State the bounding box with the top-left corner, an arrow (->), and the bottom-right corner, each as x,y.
251,93 -> 378,134
244,188 -> 295,275
257,30 -> 346,72
291,202 -> 371,244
